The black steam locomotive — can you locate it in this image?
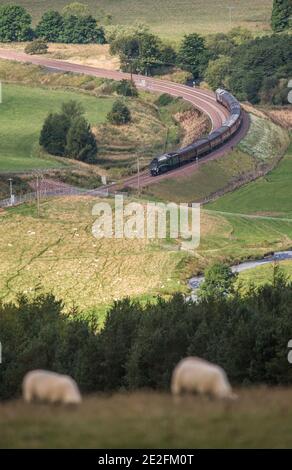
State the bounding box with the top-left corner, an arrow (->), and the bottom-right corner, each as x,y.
149,88 -> 242,176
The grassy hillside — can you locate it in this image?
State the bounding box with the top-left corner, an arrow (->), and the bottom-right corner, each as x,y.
0,60 -> 191,176
2,194 -> 292,311
0,83 -> 114,172
1,388 -> 292,448
0,196 -> 187,313
144,114 -> 289,203
0,0 -> 273,40
208,141 -> 292,217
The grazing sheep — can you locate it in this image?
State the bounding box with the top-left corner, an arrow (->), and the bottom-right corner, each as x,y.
22,370 -> 82,405
171,357 -> 237,400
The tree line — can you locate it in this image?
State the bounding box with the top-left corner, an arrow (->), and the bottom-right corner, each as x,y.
0,3 -> 106,44
1,263 -> 292,399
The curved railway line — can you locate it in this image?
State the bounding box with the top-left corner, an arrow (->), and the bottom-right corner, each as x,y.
0,48 -> 250,189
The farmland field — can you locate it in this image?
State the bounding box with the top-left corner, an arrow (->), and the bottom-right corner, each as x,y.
0,0 -> 273,40
1,388 -> 292,448
2,194 -> 292,314
0,196 -> 188,314
0,83 -> 114,172
207,142 -> 292,217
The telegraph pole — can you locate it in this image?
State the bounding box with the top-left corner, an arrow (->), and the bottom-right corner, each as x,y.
227,6 -> 235,27
137,156 -> 140,197
36,173 -> 40,217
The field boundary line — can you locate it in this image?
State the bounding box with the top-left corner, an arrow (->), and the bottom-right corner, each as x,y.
205,209 -> 292,223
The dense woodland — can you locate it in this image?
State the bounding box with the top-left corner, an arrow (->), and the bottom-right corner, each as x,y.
1,265 -> 292,399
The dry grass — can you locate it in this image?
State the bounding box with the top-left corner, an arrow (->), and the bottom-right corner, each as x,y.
0,196 -> 187,312
175,109 -> 210,147
263,107 -> 292,130
0,42 -> 120,70
1,387 -> 292,448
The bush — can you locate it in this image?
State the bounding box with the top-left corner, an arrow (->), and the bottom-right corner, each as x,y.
25,39 -> 48,55
116,79 -> 138,97
107,100 -> 131,125
155,93 -> 175,107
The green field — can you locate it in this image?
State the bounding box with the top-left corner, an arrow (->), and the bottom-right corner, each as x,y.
1,388 -> 292,448
0,0 -> 273,40
237,259 -> 292,289
208,141 -> 292,217
0,84 -> 114,172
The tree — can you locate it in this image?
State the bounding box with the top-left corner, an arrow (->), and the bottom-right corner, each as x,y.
271,0 -> 290,32
0,5 -> 33,42
107,100 -> 131,125
25,39 -> 48,55
61,100 -> 85,123
65,116 -> 97,163
110,30 -> 167,75
35,10 -> 64,42
116,79 -> 138,97
198,263 -> 237,301
39,113 -> 70,156
178,33 -> 209,80
61,14 -> 105,44
204,56 -> 232,90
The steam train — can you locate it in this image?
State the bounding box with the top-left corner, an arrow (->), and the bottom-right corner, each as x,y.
149,88 -> 242,176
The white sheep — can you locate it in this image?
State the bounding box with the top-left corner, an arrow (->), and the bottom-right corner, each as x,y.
171,357 -> 237,400
22,370 -> 82,405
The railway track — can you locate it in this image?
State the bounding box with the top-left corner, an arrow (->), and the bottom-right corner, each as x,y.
0,48 -> 249,189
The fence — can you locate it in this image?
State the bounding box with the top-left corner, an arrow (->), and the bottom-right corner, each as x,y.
0,183 -> 110,209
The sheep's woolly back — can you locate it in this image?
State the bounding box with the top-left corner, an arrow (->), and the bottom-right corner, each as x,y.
171,357 -> 236,400
22,370 -> 82,405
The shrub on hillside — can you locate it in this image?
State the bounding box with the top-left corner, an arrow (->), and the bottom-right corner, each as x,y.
116,79 -> 138,97
25,39 -> 48,55
155,93 -> 175,107
107,100 -> 131,125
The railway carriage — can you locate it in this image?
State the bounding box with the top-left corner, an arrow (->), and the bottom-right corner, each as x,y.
149,88 -> 243,176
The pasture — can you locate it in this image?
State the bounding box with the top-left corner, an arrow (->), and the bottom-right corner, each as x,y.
0,196 -> 187,314
0,0 -> 273,40
0,83 -> 114,172
2,194 -> 292,313
1,388 -> 292,448
208,142 -> 292,217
